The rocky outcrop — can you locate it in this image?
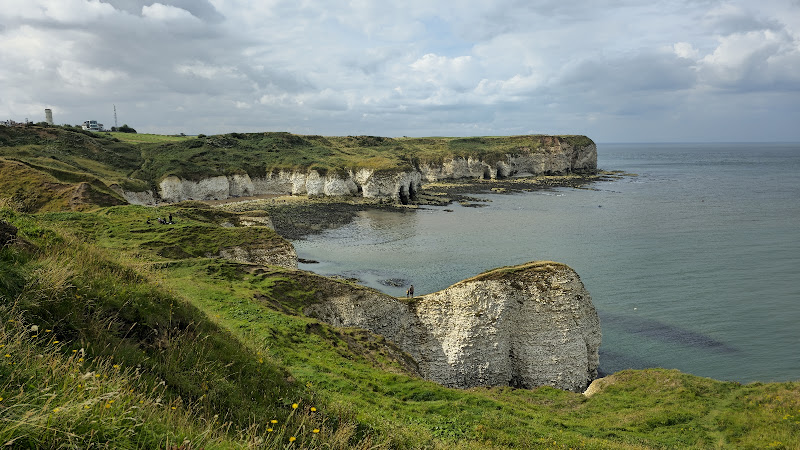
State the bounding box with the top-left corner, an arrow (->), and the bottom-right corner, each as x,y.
122,138 -> 597,205
303,261 -> 601,392
217,243 -> 297,269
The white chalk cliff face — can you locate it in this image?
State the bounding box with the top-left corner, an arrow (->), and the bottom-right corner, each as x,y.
303,261 -> 601,392
123,141 -> 597,204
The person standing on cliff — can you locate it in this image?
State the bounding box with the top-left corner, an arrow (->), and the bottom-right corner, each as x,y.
406,285 -> 414,298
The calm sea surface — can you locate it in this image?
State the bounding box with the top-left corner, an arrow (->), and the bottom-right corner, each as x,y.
294,143 -> 800,383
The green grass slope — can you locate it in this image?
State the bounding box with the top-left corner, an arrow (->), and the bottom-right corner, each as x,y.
1,205 -> 797,449
1,126 -> 596,214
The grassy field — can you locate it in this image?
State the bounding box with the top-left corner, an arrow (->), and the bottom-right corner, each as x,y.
107,132 -> 194,144
1,204 -> 798,448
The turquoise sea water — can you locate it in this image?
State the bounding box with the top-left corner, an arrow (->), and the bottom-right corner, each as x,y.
294,143 -> 800,383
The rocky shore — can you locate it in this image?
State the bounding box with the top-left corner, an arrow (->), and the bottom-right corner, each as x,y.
216,171 -> 618,239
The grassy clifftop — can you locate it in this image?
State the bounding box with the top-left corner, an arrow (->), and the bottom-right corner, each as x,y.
1,126 -> 595,211
1,204 -> 798,449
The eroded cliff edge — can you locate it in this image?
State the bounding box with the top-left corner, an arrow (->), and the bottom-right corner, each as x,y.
298,261 -> 601,392
123,135 -> 597,204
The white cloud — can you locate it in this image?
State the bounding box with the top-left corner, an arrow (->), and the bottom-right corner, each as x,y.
142,3 -> 197,21
0,0 -> 798,141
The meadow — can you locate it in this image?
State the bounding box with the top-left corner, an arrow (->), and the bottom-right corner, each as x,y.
1,201 -> 798,449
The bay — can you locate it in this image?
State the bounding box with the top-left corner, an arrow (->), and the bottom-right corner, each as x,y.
293,142 -> 800,383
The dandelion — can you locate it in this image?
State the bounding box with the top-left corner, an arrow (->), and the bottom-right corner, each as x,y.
52,408 -> 60,413
53,341 -> 60,344
30,325 -> 38,332
292,403 -> 298,409
289,437 -> 296,443
271,419 -> 278,424
72,350 -> 77,353
113,364 -> 120,369
171,407 -> 177,410
78,358 -> 83,362
312,429 -> 320,433
3,354 -> 9,358
310,407 -> 316,412
0,397 -> 3,402
267,428 -> 273,432
105,404 -> 111,409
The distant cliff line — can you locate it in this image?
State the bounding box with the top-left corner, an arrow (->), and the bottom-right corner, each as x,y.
121,135 -> 597,204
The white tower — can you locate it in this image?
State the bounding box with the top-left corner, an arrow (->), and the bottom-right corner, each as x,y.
45,109 -> 53,125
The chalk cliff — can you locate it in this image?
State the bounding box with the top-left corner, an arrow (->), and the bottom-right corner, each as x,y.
123,138 -> 596,204
302,261 -> 601,392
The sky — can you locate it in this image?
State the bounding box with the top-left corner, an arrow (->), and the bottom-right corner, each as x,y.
1,0 -> 799,142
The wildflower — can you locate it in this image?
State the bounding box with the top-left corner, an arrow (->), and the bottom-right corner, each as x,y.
310,407 -> 317,412
78,358 -> 83,362
292,403 -> 298,409
289,437 -> 296,443
113,364 -> 120,369
312,429 -> 320,433
271,419 -> 278,424
45,329 -> 51,332
258,358 -> 263,363
171,407 -> 177,410
0,397 -> 3,402
53,408 -> 60,413
267,428 -> 273,432
105,404 -> 111,409
30,325 -> 38,332
53,341 -> 60,344
4,354 -> 9,358
72,350 -> 77,353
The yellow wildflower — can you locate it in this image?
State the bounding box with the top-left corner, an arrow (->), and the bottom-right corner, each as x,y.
292,403 -> 298,409
313,429 -> 320,433
310,407 -> 316,412
271,419 -> 278,424
289,437 -> 296,442
267,428 -> 273,432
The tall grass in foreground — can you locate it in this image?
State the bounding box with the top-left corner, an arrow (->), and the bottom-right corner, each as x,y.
0,314 -> 381,448
0,210 -> 385,449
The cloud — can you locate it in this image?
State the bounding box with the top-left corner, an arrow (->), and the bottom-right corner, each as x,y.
0,0 -> 798,141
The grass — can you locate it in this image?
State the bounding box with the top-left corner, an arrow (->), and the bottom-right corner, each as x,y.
2,204 -> 796,448
106,132 -> 194,144
0,207 -> 379,449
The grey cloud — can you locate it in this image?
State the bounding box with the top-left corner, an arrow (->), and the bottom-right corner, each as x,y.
560,51 -> 697,94
99,0 -> 224,22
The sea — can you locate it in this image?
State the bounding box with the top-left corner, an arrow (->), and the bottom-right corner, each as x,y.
293,143 -> 800,383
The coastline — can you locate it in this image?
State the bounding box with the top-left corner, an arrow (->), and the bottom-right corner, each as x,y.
215,171 -> 621,239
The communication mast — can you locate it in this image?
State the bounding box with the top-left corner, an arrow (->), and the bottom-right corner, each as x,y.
113,104 -> 118,129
